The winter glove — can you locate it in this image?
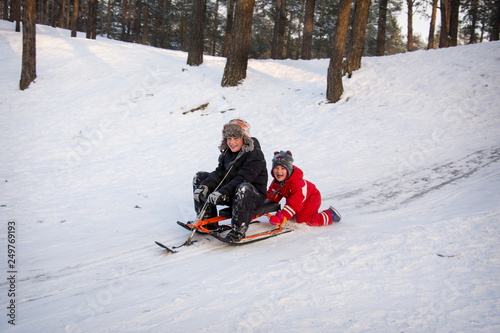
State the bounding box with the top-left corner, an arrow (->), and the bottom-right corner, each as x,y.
269,211 -> 287,225
194,185 -> 209,202
207,191 -> 225,205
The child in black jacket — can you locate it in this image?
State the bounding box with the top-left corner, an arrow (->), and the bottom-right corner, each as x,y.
193,119 -> 268,241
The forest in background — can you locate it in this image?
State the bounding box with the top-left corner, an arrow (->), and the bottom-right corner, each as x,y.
3,0 -> 500,60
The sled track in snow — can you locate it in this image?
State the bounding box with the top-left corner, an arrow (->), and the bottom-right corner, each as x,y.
328,146 -> 500,213
5,234 -> 247,304
398,146 -> 500,205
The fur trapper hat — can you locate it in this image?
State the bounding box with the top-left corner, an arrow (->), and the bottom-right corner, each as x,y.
272,150 -> 294,179
219,119 -> 254,152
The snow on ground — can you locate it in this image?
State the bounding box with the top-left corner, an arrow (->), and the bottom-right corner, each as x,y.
1,20 -> 500,332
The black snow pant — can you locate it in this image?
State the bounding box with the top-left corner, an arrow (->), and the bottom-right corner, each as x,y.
193,171 -> 266,235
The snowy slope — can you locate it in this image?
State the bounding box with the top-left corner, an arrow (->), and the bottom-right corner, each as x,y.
1,20 -> 500,332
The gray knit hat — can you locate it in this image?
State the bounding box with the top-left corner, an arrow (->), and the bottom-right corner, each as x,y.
219,119 -> 254,152
272,150 -> 294,179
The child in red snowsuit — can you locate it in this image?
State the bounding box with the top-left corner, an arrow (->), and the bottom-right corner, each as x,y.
266,151 -> 341,226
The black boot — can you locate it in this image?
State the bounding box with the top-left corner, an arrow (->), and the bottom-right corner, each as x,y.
225,229 -> 244,242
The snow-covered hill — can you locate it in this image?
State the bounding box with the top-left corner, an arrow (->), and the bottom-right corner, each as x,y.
1,20 -> 500,332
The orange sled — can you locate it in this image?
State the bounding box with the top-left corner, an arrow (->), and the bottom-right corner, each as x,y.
183,201 -> 279,232
174,201 -> 293,247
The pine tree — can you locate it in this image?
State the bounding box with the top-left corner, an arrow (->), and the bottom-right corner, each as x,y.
376,0 -> 388,56
492,0 -> 500,40
20,0 -> 36,90
271,0 -> 287,59
326,0 -> 351,103
71,0 -> 79,38
301,0 -> 315,59
428,0 -> 438,49
346,0 -> 371,76
187,0 -> 207,65
221,0 -> 256,87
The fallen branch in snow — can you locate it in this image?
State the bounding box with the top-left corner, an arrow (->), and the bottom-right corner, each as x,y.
183,102 -> 209,114
436,253 -> 461,258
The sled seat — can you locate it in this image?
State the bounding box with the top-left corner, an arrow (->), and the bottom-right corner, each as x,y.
218,201 -> 281,219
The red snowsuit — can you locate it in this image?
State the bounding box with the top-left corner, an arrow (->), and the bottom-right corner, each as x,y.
267,166 -> 333,226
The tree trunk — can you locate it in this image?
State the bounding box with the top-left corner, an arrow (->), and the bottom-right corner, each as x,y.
20,0 -> 36,90
12,0 -> 21,32
221,0 -> 255,87
50,0 -> 55,27
180,0 -> 188,51
87,0 -> 97,39
187,0 -> 207,66
143,0 -> 149,44
122,0 -> 128,40
222,0 -> 235,57
38,0 -> 44,25
439,0 -> 450,48
107,0 -> 112,38
376,0 -> 387,56
2,0 -> 8,20
135,0 -> 143,44
326,0 -> 352,103
86,0 -> 92,38
126,2 -> 132,41
66,0 -> 71,29
44,0 -> 50,25
93,0 -> 98,39
448,0 -> 460,46
100,0 -> 104,36
428,0 -> 438,49
346,0 -> 370,77
271,0 -> 287,59
469,0 -> 478,43
51,0 -> 60,28
295,0 -> 304,59
406,0 -> 414,51
211,0 -> 219,55
160,0 -> 169,48
83,0 -> 87,33
71,0 -> 79,37
285,11 -> 291,58
492,0 -> 500,41
301,0 -> 315,59
61,0 -> 66,28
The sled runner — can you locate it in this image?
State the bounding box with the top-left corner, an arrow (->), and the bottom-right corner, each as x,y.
155,201 -> 292,253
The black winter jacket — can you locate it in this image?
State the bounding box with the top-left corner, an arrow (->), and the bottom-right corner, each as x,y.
201,138 -> 268,200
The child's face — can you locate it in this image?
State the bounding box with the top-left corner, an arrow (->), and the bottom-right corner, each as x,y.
273,165 -> 287,182
227,137 -> 243,152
